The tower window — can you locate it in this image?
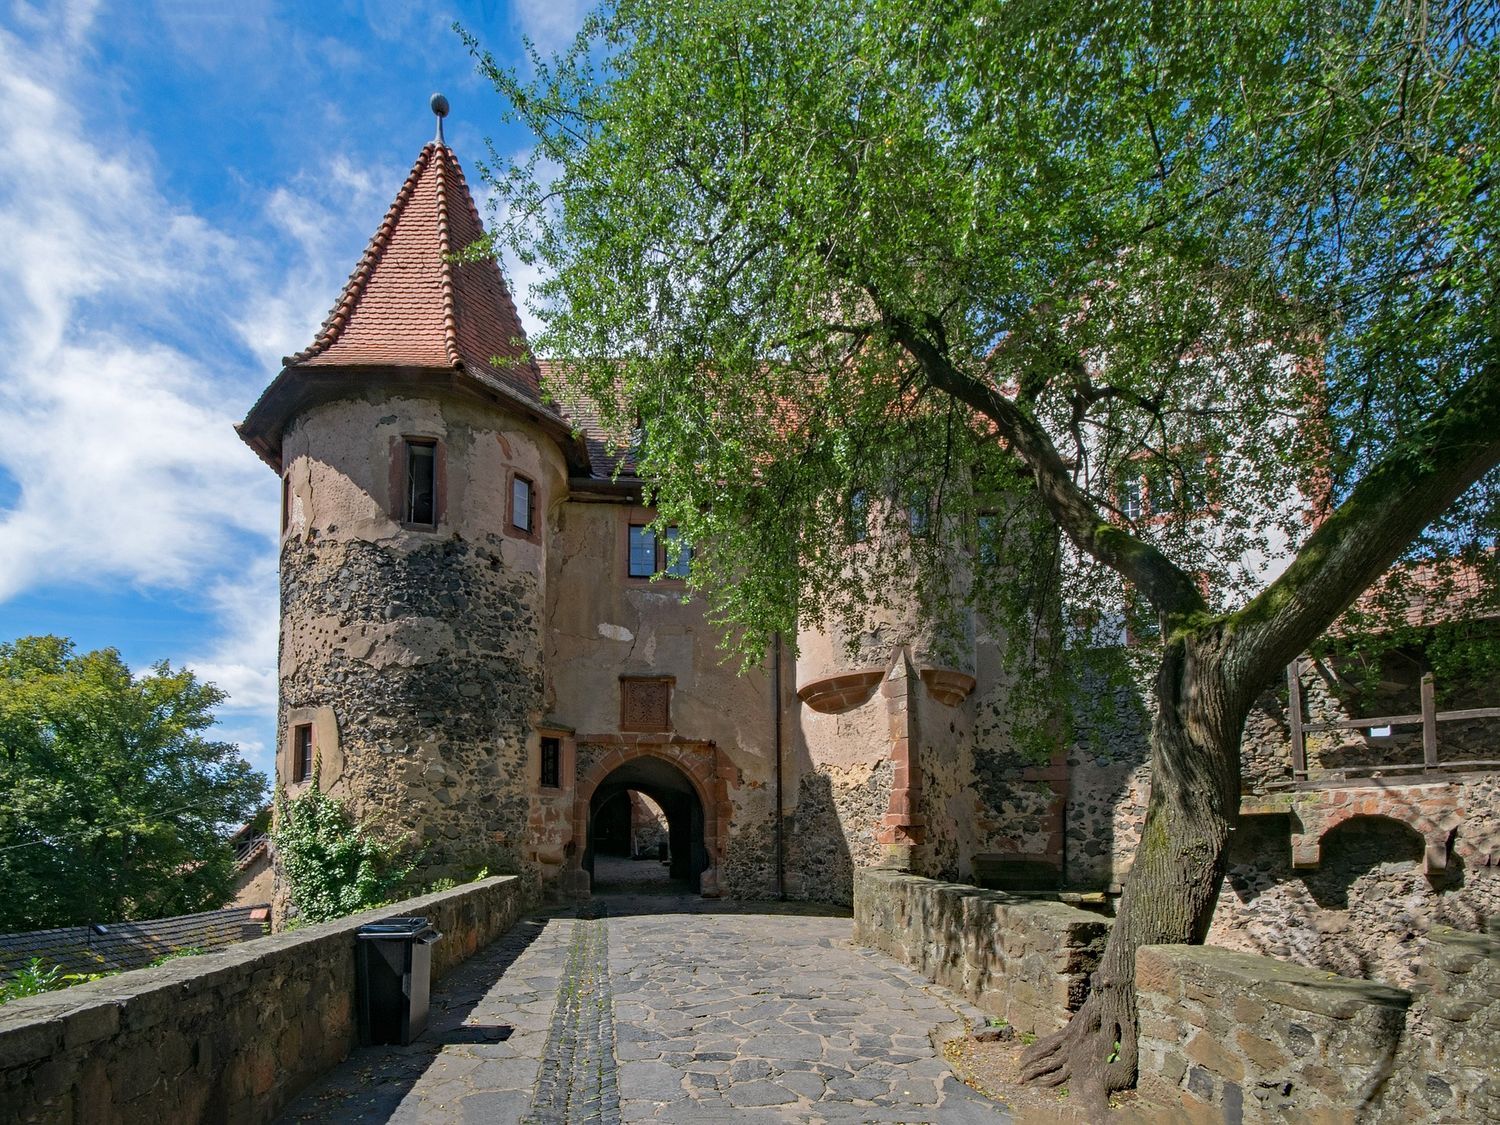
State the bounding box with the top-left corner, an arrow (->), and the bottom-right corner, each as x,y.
512,475 -> 535,533
907,489 -> 930,537
540,736 -> 561,789
281,473 -> 291,535
292,723 -> 314,783
405,440 -> 437,526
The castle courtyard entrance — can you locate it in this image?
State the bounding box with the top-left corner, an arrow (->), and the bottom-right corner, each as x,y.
583,755 -> 708,894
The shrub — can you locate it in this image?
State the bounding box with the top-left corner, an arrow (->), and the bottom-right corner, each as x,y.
271,763 -> 415,925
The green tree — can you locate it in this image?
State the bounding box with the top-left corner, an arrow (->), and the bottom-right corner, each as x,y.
0,636 -> 267,931
471,0 -> 1498,1104
271,764 -> 415,925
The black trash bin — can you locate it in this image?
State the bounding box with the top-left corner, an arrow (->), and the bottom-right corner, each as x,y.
355,916 -> 443,1046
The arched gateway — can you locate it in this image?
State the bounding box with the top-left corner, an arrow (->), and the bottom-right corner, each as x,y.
569,742 -> 728,897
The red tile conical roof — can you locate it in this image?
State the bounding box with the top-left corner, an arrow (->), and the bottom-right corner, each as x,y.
285,140 -> 540,399
238,138 -> 591,474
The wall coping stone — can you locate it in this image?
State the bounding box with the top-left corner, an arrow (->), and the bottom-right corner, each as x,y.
1138,942 -> 1412,1018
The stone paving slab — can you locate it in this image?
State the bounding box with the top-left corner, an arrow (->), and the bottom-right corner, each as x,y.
277,894 -> 1009,1124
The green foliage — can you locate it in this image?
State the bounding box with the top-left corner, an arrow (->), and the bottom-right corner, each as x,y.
271,764 -> 416,925
0,636 -> 268,932
0,958 -> 108,1006
469,0 -> 1497,684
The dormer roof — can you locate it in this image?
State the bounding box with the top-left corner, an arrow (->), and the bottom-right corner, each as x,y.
238,138 -> 589,474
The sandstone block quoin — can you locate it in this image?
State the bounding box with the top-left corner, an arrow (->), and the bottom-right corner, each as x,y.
0,876 -> 529,1125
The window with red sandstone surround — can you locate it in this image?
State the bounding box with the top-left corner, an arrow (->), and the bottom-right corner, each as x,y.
512,474 -> 535,533
540,736 -> 561,788
405,439 -> 436,526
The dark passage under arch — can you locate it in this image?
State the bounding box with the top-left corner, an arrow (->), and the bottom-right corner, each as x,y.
585,755 -> 708,892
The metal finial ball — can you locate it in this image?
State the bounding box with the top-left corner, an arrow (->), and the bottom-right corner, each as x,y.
430,93 -> 450,118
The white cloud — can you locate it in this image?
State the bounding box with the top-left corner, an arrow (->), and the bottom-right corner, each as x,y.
187,560 -> 281,716
0,11 -> 365,751
0,22 -> 271,601
511,0 -> 590,55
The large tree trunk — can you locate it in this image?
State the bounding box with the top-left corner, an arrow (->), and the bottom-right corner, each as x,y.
1020,630 -> 1248,1112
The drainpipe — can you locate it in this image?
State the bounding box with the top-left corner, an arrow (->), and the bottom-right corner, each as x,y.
773,631 -> 786,900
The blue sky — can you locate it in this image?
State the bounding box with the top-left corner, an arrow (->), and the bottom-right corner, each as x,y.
0,0 -> 580,787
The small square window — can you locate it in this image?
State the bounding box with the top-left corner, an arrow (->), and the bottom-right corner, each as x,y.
628,524 -> 657,577
292,723 -> 314,784
405,440 -> 436,526
540,736 -> 561,788
512,475 -> 535,533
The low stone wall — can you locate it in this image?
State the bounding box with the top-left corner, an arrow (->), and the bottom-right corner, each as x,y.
1375,921 -> 1500,1123
0,875 -> 529,1125
852,868 -> 1110,1035
1135,944 -> 1413,1123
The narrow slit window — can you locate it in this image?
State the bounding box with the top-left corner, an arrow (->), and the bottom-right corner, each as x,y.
512,475 -> 535,533
977,513 -> 999,566
292,723 -> 314,783
628,524 -> 657,577
540,736 -> 561,788
907,490 -> 930,537
405,440 -> 437,526
848,490 -> 869,543
281,473 -> 291,534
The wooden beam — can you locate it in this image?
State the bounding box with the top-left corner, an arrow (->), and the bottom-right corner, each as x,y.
1422,672 -> 1439,770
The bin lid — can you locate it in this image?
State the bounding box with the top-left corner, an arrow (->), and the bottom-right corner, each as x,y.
356,916 -> 435,940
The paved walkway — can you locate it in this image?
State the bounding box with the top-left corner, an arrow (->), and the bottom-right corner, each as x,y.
278,895 -> 1008,1124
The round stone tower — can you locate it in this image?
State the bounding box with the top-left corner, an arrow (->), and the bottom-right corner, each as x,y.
238,118 -> 588,886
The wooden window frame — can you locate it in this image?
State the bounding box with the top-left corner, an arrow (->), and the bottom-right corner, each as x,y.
292,723 -> 314,784
390,436 -> 445,531
620,508 -> 689,584
507,470 -> 540,543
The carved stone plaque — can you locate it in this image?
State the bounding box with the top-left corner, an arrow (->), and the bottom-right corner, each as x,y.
620,677 -> 672,732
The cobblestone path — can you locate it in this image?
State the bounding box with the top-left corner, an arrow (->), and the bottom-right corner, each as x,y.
278,896 -> 1008,1124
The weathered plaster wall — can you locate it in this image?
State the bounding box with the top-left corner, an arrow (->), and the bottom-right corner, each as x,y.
277,392 -> 564,895
543,501 -> 780,899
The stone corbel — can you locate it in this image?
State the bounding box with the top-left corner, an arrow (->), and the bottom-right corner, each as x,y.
797,669 -> 885,714
918,668 -> 977,707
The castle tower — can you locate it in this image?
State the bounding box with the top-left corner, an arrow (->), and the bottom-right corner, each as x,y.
238,106 -> 589,887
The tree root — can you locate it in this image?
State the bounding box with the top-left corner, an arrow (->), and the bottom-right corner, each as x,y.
1019,985 -> 1138,1116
